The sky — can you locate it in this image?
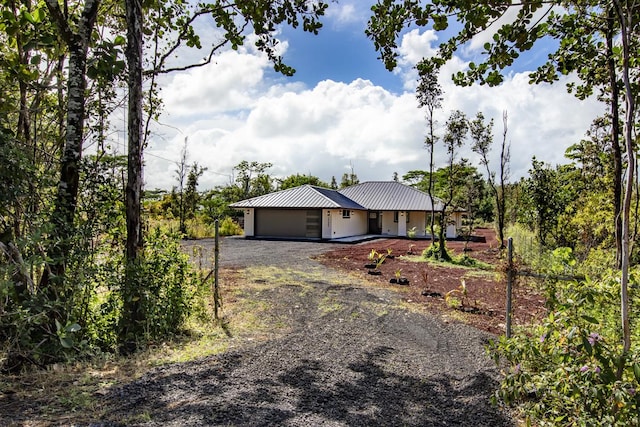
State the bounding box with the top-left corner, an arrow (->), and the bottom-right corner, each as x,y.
135,1 -> 604,191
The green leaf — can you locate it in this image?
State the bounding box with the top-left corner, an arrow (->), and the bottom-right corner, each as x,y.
113,35 -> 126,46
581,315 -> 599,324
67,323 -> 81,333
633,363 -> 640,382
22,11 -> 35,24
32,8 -> 44,23
60,336 -> 73,349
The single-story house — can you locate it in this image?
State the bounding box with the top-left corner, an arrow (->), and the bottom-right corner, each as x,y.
229,181 -> 463,240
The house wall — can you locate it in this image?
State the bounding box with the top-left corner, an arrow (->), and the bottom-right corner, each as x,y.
324,209 -> 367,239
407,211 -> 428,237
243,208 -> 254,237
380,211 -> 398,235
446,212 -> 463,238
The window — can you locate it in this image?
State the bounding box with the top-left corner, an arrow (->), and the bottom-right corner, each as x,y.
342,209 -> 351,219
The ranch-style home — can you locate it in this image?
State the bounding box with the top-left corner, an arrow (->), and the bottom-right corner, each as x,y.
229,181 -> 463,241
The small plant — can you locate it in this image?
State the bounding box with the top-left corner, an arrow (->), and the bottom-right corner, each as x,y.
366,250 -> 386,275
407,226 -> 417,239
395,269 -> 402,280
375,253 -> 386,269
445,280 -> 468,308
420,269 -> 429,286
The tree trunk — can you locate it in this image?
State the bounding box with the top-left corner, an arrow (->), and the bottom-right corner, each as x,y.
125,0 -> 144,264
41,0 -> 100,292
613,0 -> 633,358
120,0 -> 145,350
607,7 -> 623,269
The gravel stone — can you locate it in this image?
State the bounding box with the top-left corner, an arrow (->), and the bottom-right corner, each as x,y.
104,238 -> 514,426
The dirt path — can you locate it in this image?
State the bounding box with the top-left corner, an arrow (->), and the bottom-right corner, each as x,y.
101,238 -> 514,426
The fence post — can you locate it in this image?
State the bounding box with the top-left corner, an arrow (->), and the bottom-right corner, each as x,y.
214,219 -> 220,321
506,237 -> 514,338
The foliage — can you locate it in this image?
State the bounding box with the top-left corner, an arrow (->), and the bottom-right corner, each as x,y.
218,217 -> 243,236
121,229 -> 201,344
445,280 -> 467,308
489,272 -> 640,426
422,242 -> 451,262
278,174 -> 329,190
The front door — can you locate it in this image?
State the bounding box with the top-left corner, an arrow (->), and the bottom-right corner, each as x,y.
368,211 -> 381,234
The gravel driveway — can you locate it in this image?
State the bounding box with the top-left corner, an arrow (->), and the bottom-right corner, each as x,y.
105,238 -> 513,426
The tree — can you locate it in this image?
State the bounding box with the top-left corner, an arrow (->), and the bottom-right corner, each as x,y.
416,70 -> 443,242
279,174 -> 328,190
41,0 -> 100,292
524,158 -> 564,247
437,110 -> 468,260
330,176 -> 338,189
185,163 -> 207,220
340,163 -> 359,188
233,160 -> 274,199
470,111 -> 510,249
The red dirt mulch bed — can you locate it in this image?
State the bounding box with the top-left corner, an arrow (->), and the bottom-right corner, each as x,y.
317,228 -> 547,335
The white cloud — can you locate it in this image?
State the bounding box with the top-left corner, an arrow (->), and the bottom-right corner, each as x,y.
142,20 -> 604,192
325,1 -> 370,27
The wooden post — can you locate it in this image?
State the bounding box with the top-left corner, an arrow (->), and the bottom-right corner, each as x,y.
214,219 -> 220,321
506,237 -> 514,338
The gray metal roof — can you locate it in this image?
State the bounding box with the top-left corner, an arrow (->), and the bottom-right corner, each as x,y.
229,185 -> 365,209
339,181 -> 444,211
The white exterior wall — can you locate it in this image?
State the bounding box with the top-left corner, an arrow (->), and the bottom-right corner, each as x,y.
397,211 -> 407,236
243,208 -> 254,237
407,211 -> 428,237
323,209 -> 367,239
446,212 -> 463,238
380,211 -> 398,235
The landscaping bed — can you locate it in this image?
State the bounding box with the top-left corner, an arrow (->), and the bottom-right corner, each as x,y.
316,228 -> 547,335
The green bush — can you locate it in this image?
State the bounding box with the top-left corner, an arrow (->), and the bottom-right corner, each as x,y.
132,229 -> 200,342
490,272 -> 640,426
422,241 -> 451,262
219,216 -> 243,236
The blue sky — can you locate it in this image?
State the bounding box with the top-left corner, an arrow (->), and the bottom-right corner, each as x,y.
140,1 -> 603,191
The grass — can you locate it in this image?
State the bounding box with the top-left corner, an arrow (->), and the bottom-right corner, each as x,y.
1,263 -> 413,425
401,252 -> 494,271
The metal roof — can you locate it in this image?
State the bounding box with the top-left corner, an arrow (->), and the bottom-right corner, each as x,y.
339,181 -> 444,211
229,185 -> 365,209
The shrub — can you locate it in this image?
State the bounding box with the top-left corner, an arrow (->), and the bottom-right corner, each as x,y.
219,217 -> 243,236
422,241 -> 452,261
489,272 -> 640,426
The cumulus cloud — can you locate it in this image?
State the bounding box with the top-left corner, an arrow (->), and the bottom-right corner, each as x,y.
142,14 -> 603,192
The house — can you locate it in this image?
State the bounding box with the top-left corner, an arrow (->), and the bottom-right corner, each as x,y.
229,181 -> 462,240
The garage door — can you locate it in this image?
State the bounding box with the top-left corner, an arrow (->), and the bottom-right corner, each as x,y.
255,209 -> 322,238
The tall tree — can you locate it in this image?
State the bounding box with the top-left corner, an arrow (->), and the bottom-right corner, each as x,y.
340,163 -> 359,188
438,110 -> 468,260
42,0 -> 100,293
470,111 -> 510,249
175,140 -> 189,234
416,70 -> 443,242
119,0 -> 144,349
185,162 -> 206,220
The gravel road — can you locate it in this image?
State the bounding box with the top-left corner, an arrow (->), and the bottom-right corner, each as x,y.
104,237 -> 514,426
